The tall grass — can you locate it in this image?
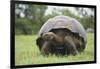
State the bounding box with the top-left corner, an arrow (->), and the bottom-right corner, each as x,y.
15,33 -> 94,65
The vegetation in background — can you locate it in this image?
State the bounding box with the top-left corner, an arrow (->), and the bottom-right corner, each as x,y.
15,4 -> 95,35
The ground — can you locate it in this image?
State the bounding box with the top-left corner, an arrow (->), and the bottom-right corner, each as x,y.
15,33 -> 94,65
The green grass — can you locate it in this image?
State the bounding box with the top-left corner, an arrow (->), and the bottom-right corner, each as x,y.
15,33 -> 94,65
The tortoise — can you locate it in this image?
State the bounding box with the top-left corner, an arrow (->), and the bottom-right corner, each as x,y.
36,15 -> 87,56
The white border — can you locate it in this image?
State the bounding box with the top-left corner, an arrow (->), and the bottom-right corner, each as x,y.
0,0 -> 99,69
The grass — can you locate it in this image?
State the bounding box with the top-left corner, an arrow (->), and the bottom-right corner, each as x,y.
15,33 -> 94,65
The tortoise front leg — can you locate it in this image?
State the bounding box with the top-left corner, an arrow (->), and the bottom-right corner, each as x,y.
64,36 -> 79,56
41,41 -> 51,56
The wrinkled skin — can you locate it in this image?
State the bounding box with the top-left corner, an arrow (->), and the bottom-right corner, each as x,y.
36,28 -> 86,56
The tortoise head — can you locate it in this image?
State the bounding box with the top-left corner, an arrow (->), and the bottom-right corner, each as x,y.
42,32 -> 57,41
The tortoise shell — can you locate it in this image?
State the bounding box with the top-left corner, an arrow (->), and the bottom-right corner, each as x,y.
38,16 -> 87,41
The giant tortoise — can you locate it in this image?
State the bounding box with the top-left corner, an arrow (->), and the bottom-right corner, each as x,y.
36,15 -> 87,56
